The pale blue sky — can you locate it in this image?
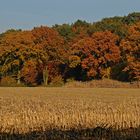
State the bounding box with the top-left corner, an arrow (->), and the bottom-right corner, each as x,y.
0,0 -> 140,33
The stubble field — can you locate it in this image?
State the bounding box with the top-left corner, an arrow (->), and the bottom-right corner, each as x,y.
0,87 -> 140,140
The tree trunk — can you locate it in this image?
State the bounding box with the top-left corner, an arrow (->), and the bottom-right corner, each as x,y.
43,66 -> 48,86
17,70 -> 21,85
137,80 -> 140,88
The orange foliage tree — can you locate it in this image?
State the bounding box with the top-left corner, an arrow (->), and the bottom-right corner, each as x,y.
0,30 -> 48,85
32,26 -> 66,85
21,59 -> 40,86
70,31 -> 120,79
120,22 -> 140,81
0,30 -> 35,84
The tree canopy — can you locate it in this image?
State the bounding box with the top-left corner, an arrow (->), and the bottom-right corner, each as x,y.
0,12 -> 140,86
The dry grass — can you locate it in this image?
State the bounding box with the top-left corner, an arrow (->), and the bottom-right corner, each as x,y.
65,79 -> 140,88
0,88 -> 140,139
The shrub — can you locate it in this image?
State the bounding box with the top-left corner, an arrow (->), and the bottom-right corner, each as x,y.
0,76 -> 25,87
49,75 -> 64,87
0,76 -> 17,87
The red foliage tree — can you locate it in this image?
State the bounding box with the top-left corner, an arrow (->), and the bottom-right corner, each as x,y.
70,31 -> 120,79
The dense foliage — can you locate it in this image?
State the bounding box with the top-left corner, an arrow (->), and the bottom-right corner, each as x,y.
0,12 -> 140,86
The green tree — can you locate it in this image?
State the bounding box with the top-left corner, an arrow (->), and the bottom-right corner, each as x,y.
122,12 -> 140,25
88,17 -> 128,39
53,24 -> 75,42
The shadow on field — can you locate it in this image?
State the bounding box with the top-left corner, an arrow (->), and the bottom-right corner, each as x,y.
0,126 -> 140,140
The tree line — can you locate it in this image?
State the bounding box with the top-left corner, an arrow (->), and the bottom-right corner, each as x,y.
0,12 -> 140,86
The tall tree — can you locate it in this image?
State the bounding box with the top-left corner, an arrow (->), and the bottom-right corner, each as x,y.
0,30 -> 48,85
0,30 -> 34,84
32,26 -> 65,85
120,22 -> 140,82
69,31 -> 120,80
88,17 -> 128,39
122,12 -> 140,25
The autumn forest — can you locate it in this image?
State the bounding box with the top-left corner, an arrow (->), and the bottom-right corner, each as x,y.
0,12 -> 140,86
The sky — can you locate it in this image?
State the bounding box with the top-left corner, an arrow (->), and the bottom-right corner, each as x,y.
0,0 -> 140,33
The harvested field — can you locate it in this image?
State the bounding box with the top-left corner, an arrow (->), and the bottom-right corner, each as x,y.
0,88 -> 140,140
